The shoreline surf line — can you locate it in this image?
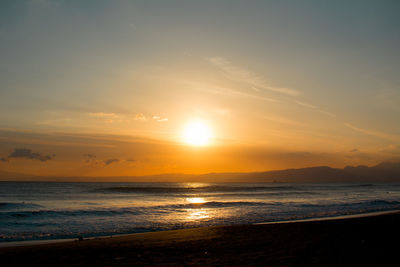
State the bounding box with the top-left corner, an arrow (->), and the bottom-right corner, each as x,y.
255,209 -> 400,225
1,209 -> 399,248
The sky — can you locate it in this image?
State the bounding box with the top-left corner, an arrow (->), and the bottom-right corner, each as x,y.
1,0 -> 400,177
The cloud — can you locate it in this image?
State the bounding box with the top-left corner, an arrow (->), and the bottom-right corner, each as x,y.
104,158 -> 119,165
87,111 -> 169,124
152,115 -> 168,122
83,154 -> 106,165
208,57 -> 300,96
318,110 -> 336,118
294,100 -> 336,118
8,148 -> 55,162
135,113 -> 147,121
84,155 -> 132,167
89,112 -> 119,118
381,144 -> 400,155
181,80 -> 279,103
208,57 -> 337,118
89,112 -> 119,123
345,123 -> 400,142
294,100 -> 317,109
345,149 -> 373,160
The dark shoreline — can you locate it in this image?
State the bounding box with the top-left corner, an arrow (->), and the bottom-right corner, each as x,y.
2,211 -> 400,266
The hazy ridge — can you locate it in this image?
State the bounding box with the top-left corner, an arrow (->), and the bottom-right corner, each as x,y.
1,162 -> 400,183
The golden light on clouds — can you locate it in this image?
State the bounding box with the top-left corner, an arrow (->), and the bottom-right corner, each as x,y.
182,121 -> 212,146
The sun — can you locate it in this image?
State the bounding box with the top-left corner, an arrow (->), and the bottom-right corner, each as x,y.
182,121 -> 212,146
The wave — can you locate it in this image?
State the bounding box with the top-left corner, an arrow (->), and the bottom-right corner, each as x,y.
98,185 -> 299,194
176,191 -> 319,198
0,208 -> 146,219
0,201 -> 289,220
169,199 -> 400,211
340,184 -> 376,188
297,199 -> 400,209
0,202 -> 42,210
0,201 -> 270,218
162,201 -> 276,209
3,199 -> 400,220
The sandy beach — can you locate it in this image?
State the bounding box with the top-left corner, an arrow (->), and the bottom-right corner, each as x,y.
1,211 -> 399,266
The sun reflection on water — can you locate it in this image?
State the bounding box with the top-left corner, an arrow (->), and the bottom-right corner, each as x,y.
186,197 -> 206,204
184,197 -> 210,221
186,209 -> 210,220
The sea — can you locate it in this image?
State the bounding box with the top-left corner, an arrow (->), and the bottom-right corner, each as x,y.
1,182 -> 400,243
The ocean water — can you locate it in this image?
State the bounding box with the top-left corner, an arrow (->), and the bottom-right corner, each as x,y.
1,182 -> 400,242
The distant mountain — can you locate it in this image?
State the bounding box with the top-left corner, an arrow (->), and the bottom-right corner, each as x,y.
251,162 -> 400,183
1,162 -> 400,182
191,162 -> 400,183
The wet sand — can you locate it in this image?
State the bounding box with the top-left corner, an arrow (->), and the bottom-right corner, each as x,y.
1,211 -> 400,266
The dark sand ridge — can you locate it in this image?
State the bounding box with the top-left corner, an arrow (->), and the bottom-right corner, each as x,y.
1,211 -> 400,266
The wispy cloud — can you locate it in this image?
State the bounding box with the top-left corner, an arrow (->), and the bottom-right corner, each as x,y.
181,80 -> 279,103
318,110 -> 336,118
207,57 -> 338,118
152,115 -> 168,122
345,123 -> 400,142
89,112 -> 119,123
88,111 -> 168,123
208,57 -> 300,96
294,100 -> 336,118
294,100 -> 317,109
89,112 -> 119,118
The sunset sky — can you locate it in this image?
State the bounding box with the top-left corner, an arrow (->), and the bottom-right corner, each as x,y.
1,0 -> 400,177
